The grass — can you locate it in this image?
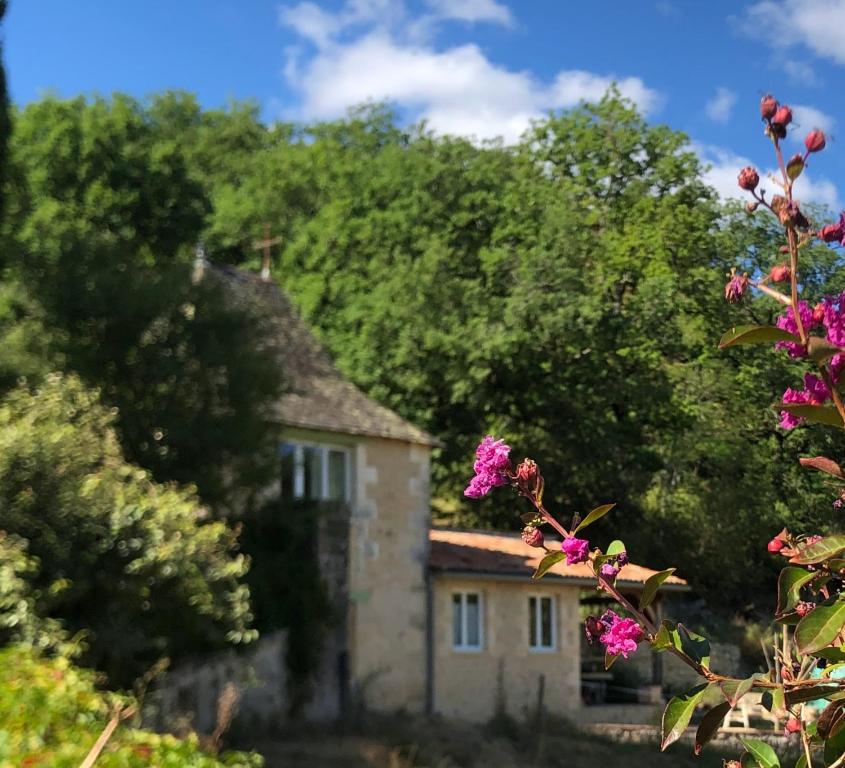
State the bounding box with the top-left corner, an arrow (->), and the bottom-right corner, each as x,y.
251,714 -> 735,768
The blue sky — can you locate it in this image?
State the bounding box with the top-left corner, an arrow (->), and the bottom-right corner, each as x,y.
6,0 -> 845,209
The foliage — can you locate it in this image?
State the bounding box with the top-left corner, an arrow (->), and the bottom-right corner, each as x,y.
475,93 -> 845,767
0,374 -> 255,686
2,94 -> 284,512
0,644 -> 262,767
238,497 -> 334,715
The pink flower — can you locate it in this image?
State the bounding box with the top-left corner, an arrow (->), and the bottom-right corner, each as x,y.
464,435 -> 512,498
823,292 -> 845,347
598,610 -> 644,658
600,562 -> 621,580
775,301 -> 813,357
561,537 -> 590,565
779,373 -> 830,429
795,601 -> 815,617
521,526 -> 544,548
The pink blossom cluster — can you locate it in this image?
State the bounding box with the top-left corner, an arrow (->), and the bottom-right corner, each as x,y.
600,550 -> 628,581
775,301 -> 817,358
561,536 -> 589,565
585,610 -> 644,658
776,293 -> 845,428
464,435 -> 512,498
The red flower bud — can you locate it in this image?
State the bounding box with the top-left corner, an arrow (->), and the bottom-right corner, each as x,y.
515,458 -> 543,498
746,201 -> 759,213
521,525 -> 544,549
767,537 -> 785,553
813,303 -> 825,324
785,717 -> 801,735
724,272 -> 749,304
805,128 -> 826,154
769,264 -> 791,282
760,94 -> 778,120
773,105 -> 793,127
795,601 -> 814,616
737,166 -> 760,191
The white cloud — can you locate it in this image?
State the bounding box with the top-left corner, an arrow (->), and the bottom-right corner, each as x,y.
784,59 -> 818,86
742,0 -> 845,65
278,2 -> 661,143
694,142 -> 840,211
705,87 -> 736,123
424,0 -> 512,26
789,104 -> 836,142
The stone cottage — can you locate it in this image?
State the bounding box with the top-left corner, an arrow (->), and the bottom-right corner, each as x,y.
163,255 -> 688,728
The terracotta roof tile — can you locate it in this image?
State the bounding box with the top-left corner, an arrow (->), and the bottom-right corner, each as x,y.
429,528 -> 688,590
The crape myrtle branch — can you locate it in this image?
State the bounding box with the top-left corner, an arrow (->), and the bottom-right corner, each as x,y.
463,94 -> 845,766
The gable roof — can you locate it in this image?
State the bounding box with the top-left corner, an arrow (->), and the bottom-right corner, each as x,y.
206,262 -> 439,447
429,528 -> 689,591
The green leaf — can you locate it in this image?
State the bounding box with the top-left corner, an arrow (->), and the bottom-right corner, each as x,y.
791,535 -> 845,565
777,567 -> 817,615
795,599 -> 845,655
651,622 -> 673,651
606,539 -> 626,557
719,324 -> 799,349
661,683 -> 709,751
694,701 -> 731,755
741,738 -> 780,768
824,717 -> 845,765
532,551 -> 566,580
761,687 -> 785,714
720,676 -> 756,707
794,754 -> 807,768
808,335 -> 842,363
775,404 -> 845,428
785,684 -> 840,705
574,503 -> 616,534
817,647 -> 845,663
639,568 -> 676,610
677,623 -> 711,668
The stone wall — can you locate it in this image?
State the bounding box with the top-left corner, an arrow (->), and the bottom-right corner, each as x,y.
347,438 -> 431,713
148,630 -> 289,735
431,575 -> 581,723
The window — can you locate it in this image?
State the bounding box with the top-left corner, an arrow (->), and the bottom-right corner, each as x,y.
529,596 -> 556,651
280,442 -> 351,502
452,592 -> 482,651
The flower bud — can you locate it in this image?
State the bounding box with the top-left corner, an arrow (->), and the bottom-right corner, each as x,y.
813,303 -> 826,324
769,264 -> 791,282
521,525 -> 544,549
746,201 -> 759,213
805,128 -> 826,154
787,153 -> 804,181
738,166 -> 760,191
767,537 -> 785,553
773,105 -> 793,127
784,717 -> 801,735
795,601 -> 814,616
819,216 -> 845,243
515,458 -> 543,497
760,94 -> 778,120
584,615 -> 605,645
724,272 -> 749,303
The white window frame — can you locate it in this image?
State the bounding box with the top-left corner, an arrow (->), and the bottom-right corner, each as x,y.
281,441 -> 352,502
452,591 -> 483,652
528,594 -> 557,652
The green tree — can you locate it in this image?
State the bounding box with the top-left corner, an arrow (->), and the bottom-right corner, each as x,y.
0,375 -> 255,685
2,95 -> 284,511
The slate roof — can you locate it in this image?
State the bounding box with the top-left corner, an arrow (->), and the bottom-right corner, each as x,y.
206,262 -> 439,446
429,528 -> 689,591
